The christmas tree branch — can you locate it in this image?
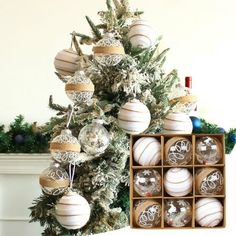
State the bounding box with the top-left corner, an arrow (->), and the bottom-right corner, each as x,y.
86,16 -> 102,40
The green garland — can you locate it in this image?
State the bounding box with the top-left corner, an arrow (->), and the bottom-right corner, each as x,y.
0,115 -> 50,153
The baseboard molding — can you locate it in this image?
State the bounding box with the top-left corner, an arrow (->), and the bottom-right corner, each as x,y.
0,217 -> 30,222
0,154 -> 51,174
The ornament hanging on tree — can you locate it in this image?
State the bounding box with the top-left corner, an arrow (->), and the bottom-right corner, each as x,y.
190,116 -> 202,130
229,133 -> 236,143
54,48 -> 80,77
14,134 -> 25,144
162,112 -> 193,134
134,169 -> 162,197
128,20 -> 157,48
133,137 -> 161,166
78,119 -> 110,156
195,136 -> 222,164
50,129 -> 81,163
92,33 -> 125,66
65,70 -> 94,105
118,99 -> 151,134
164,199 -> 192,227
39,162 -> 69,196
195,167 -> 224,195
195,198 -> 223,227
134,200 -> 162,228
55,190 -> 91,229
164,137 -> 192,165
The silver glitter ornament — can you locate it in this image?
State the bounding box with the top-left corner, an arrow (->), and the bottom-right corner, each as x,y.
164,199 -> 192,227
39,162 -> 69,196
78,119 -> 110,156
134,169 -> 161,197
50,129 -> 81,163
196,136 -> 222,164
93,33 -> 125,66
65,70 -> 94,105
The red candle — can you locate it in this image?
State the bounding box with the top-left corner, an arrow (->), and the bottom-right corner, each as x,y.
185,76 -> 192,89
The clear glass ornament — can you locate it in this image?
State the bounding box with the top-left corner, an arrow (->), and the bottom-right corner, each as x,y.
65,70 -> 94,105
134,169 -> 161,197
196,136 -> 222,164
50,129 -> 81,163
93,33 -> 124,66
134,200 -> 162,228
78,119 -> 110,156
197,168 -> 224,195
164,199 -> 192,227
165,138 -> 192,165
39,162 -> 69,195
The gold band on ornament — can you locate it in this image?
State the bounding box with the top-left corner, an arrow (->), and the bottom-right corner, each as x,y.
92,46 -> 125,54
39,177 -> 69,188
65,83 -> 94,92
50,142 -> 81,152
170,95 -> 198,105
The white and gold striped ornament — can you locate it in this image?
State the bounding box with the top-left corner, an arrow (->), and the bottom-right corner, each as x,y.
128,20 -> 156,48
54,48 -> 79,76
55,190 -> 90,229
164,168 -> 193,196
118,99 -> 151,134
163,112 -> 193,134
133,137 -> 161,166
195,198 -> 223,227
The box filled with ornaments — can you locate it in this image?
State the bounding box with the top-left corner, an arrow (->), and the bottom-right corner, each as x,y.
130,134 -> 225,229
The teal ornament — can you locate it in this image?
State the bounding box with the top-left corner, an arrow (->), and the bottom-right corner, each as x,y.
190,116 -> 201,130
229,134 -> 236,143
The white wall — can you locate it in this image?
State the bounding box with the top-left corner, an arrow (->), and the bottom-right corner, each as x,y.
0,0 -> 235,127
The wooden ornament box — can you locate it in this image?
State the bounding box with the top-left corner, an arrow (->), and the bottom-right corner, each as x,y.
130,134 -> 226,229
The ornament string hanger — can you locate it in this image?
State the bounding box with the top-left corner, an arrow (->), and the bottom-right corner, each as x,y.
66,105 -> 74,129
69,162 -> 76,189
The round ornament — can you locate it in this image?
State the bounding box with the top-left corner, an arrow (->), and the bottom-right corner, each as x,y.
190,116 -> 202,130
195,198 -> 223,227
39,162 -> 69,195
128,20 -> 156,48
55,190 -> 90,229
65,70 -> 94,105
50,129 -> 81,163
229,133 -> 236,143
164,199 -> 192,227
134,169 -> 161,197
163,112 -> 193,134
164,168 -> 193,196
134,200 -> 162,228
165,137 -> 192,165
93,33 -> 125,66
54,48 -> 79,76
195,168 -> 224,195
133,137 -> 161,166
14,134 -> 25,144
78,119 -> 110,156
118,99 -> 151,134
196,136 -> 222,164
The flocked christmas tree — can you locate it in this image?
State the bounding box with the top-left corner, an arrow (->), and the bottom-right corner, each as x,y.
29,1 -> 236,235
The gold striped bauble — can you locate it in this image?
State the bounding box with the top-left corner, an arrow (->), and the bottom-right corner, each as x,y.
164,168 -> 193,196
55,191 -> 90,229
133,137 -> 161,166
54,48 -> 79,76
195,198 -> 223,227
118,99 -> 151,134
163,112 -> 193,134
128,20 -> 156,48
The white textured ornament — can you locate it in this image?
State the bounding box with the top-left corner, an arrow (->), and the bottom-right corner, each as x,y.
195,198 -> 223,227
164,168 -> 193,196
163,112 -> 193,134
128,20 -> 156,48
133,137 -> 161,166
118,99 -> 151,134
54,48 -> 79,76
55,191 -> 90,229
